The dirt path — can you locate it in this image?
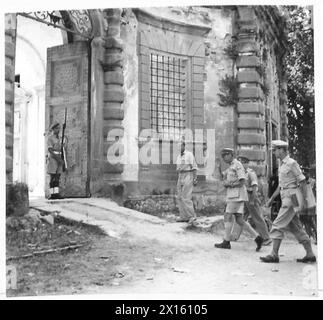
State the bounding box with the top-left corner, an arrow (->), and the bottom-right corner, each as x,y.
10,199 -> 318,298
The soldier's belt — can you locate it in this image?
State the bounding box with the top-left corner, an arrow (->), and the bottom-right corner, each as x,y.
53,151 -> 62,155
280,186 -> 298,190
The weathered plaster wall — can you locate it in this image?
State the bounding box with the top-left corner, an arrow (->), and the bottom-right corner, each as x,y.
120,7 -> 235,185
120,9 -> 139,182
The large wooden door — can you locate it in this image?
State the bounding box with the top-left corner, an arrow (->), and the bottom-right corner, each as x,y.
45,41 -> 90,197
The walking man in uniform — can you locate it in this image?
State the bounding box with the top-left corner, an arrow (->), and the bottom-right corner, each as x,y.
176,141 -> 198,223
214,148 -> 264,251
47,122 -> 65,200
260,140 -> 316,263
230,155 -> 272,246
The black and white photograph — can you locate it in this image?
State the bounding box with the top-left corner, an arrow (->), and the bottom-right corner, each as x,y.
1,0 -> 322,301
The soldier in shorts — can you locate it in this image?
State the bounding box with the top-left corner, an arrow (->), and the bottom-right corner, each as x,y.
214,148 -> 264,251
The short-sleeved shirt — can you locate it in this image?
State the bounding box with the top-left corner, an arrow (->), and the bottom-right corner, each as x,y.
245,167 -> 258,192
176,150 -> 198,172
279,155 -> 305,189
223,158 -> 248,202
176,150 -> 197,184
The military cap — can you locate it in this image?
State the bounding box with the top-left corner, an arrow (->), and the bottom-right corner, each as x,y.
237,155 -> 249,163
270,140 -> 288,149
221,148 -> 234,155
49,122 -> 60,130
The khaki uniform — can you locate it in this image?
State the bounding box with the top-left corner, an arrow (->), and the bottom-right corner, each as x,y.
223,159 -> 248,219
47,134 -> 63,174
270,155 -> 310,243
244,168 -> 270,240
176,150 -> 198,219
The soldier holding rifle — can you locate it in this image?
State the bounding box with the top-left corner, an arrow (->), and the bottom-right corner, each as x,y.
46,115 -> 67,200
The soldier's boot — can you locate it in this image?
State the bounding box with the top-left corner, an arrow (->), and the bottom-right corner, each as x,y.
255,235 -> 264,252
214,240 -> 231,249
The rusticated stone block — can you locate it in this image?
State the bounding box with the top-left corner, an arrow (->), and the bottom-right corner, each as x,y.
237,70 -> 260,83
238,87 -> 263,100
104,87 -> 124,103
237,133 -> 265,145
237,117 -> 265,130
237,102 -> 265,114
6,104 -> 13,125
236,40 -> 258,53
6,132 -> 13,147
103,105 -> 124,120
5,88 -> 14,104
5,65 -> 15,81
104,71 -> 124,85
105,37 -> 124,50
104,53 -> 123,67
6,155 -> 13,172
5,42 -> 15,59
236,55 -> 260,68
237,149 -> 265,161
237,7 -> 256,21
107,26 -> 121,37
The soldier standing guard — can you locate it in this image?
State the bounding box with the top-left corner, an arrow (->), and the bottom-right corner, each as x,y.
214,148 -> 264,251
260,140 -> 316,263
46,122 -> 66,200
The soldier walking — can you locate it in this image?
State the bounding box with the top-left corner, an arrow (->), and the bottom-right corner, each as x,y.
230,155 -> 272,246
260,140 -> 316,263
214,148 -> 264,251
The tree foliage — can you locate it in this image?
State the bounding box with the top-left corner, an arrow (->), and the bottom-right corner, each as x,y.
284,6 -> 315,168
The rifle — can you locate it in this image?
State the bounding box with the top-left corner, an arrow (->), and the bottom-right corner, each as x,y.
61,108 -> 67,172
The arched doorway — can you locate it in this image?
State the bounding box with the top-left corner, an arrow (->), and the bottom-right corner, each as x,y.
13,10 -> 98,198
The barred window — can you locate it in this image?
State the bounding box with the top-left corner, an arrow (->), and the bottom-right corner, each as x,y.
150,53 -> 187,140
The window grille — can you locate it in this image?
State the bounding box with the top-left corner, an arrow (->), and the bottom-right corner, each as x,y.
150,53 -> 186,140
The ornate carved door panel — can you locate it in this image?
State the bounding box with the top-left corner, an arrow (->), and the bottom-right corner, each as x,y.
45,41 -> 89,197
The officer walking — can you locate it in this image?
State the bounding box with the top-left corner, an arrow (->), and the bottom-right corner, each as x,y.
214,148 -> 264,251
176,141 -> 198,223
260,140 -> 316,263
46,122 -> 66,200
230,155 -> 272,246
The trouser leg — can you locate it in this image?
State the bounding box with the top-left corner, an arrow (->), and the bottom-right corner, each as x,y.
270,196 -> 296,241
176,181 -> 185,218
288,215 -> 314,256
180,178 -> 195,219
247,201 -> 270,240
50,174 -> 61,197
235,214 -> 259,239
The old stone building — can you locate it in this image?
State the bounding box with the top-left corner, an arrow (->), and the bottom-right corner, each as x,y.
5,6 -> 288,208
